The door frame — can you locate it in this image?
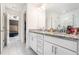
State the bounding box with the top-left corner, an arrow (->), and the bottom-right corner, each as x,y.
3,13 -> 8,47
24,12 -> 26,43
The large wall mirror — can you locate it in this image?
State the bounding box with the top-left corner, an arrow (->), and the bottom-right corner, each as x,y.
46,3 -> 79,30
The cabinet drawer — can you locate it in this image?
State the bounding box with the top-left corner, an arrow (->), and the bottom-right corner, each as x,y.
37,34 -> 43,39
37,39 -> 43,45
44,36 -> 77,51
55,45 -> 77,55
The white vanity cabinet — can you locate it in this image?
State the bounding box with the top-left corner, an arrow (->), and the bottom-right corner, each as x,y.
29,31 -> 78,55
37,34 -> 44,54
44,35 -> 77,55
29,32 -> 37,52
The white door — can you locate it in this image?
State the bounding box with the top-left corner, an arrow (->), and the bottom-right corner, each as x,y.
44,41 -> 55,55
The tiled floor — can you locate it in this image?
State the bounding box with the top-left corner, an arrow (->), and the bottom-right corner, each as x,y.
1,36 -> 37,55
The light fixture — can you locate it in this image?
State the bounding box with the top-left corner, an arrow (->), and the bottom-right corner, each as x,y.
37,4 -> 46,10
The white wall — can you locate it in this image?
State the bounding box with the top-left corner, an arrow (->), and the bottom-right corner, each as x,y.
5,4 -> 27,44
0,4 -> 6,53
0,4 -> 1,54
27,4 -> 46,29
0,3 -> 26,53
26,4 -> 46,48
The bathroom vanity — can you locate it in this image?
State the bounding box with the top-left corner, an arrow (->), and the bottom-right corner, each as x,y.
29,29 -> 79,55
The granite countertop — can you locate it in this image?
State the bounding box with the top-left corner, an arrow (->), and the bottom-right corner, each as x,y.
29,29 -> 79,40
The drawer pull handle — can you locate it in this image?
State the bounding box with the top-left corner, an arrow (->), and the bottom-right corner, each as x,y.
55,47 -> 57,54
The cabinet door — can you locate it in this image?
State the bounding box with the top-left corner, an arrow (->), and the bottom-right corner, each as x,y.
37,39 -> 43,54
55,46 -> 77,55
29,33 -> 33,48
44,41 -> 55,55
32,36 -> 37,52
29,33 -> 37,52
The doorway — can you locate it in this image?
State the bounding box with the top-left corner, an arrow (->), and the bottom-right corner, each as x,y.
3,13 -> 7,47
9,15 -> 19,42
9,20 -> 18,37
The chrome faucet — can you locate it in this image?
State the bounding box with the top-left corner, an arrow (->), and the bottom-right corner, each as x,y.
57,25 -> 66,33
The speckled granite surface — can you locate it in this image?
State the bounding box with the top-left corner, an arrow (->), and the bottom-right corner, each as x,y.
29,29 -> 79,40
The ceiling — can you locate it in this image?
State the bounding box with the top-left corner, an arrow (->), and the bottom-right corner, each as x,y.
4,3 -> 79,15
46,3 -> 79,14
5,3 -> 26,12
